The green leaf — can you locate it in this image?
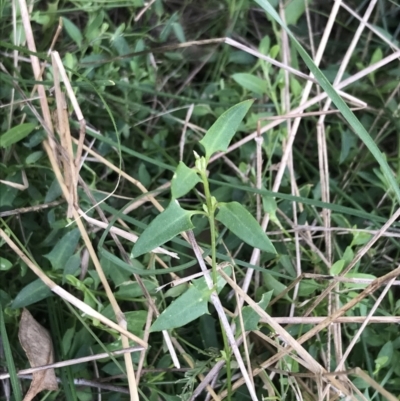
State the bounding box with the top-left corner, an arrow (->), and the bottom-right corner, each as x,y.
193,104 -> 212,117
216,202 -> 276,254
232,73 -> 267,95
164,283 -> 189,298
172,22 -> 186,43
192,264 -> 232,294
101,249 -> 196,276
126,310 -> 148,336
339,130 -> 357,164
132,200 -> 195,258
351,231 -> 372,247
62,326 -> 75,356
63,253 -> 81,280
343,246 -> 354,264
171,161 -> 201,198
254,0 -> 400,204
0,289 -> 11,308
84,11 -> 104,41
199,315 -> 219,349
199,99 -> 254,161
62,17 -> 83,47
262,272 -> 290,300
375,341 -> 393,370
262,195 -> 281,227
343,273 -> 376,289
0,257 -> 13,271
298,280 -> 319,297
239,290 -> 273,331
284,0 -> 306,25
138,163 -> 151,188
150,285 -> 209,332
45,229 -> 81,270
0,123 -> 36,148
0,307 -> 23,401
11,279 -> 52,309
160,12 -> 179,42
370,47 -> 383,66
331,260 -> 345,276
116,280 -> 157,297
25,150 -> 44,164
150,265 -> 231,332
44,178 -> 62,202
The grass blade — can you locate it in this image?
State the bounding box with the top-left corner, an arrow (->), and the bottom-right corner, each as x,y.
0,306 -> 22,401
254,0 -> 400,204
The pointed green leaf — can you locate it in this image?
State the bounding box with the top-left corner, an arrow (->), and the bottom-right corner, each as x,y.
117,280 -> 158,298
125,311 -> 148,336
0,123 -> 36,148
376,341 -> 393,371
262,272 -> 290,301
150,285 -> 209,332
150,265 -> 231,332
192,264 -> 232,294
171,161 -> 201,198
343,272 -> 376,289
11,279 -> 52,309
232,73 -> 267,95
45,228 -> 81,270
331,259 -> 345,276
62,17 -> 83,47
216,202 -> 276,254
132,200 -> 195,258
285,0 -> 306,25
165,283 -> 189,298
199,99 -> 254,161
239,290 -> 273,331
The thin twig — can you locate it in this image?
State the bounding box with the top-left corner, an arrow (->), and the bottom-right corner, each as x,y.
0,346 -> 143,380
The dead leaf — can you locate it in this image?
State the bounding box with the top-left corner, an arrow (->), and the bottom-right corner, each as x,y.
18,309 -> 58,401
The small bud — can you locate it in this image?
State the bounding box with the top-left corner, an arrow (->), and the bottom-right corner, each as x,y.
195,155 -> 207,172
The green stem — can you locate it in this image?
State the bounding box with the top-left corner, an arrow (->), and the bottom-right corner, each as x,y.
200,170 -> 232,401
200,170 -> 218,285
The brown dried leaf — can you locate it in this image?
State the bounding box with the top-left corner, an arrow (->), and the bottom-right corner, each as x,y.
18,309 -> 58,401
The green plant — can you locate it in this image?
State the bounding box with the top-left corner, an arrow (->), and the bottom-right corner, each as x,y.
1,0 -> 400,399
131,98 -> 276,400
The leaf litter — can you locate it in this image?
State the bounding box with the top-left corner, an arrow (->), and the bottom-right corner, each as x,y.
18,309 -> 58,401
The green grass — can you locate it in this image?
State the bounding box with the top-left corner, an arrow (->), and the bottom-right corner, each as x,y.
1,0 -> 400,400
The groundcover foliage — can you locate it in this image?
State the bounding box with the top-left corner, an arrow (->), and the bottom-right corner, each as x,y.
1,1 -> 400,400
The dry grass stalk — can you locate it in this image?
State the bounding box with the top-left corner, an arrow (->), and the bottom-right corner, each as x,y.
79,209 -> 178,258
0,228 -> 146,346
219,271 -> 357,399
209,49 -> 400,164
7,1 -> 398,400
259,316 -> 400,325
0,200 -> 65,217
304,207 -> 400,316
187,230 -> 259,401
220,261 -> 400,399
0,345 -> 144,380
51,57 -> 77,218
16,1 -> 143,398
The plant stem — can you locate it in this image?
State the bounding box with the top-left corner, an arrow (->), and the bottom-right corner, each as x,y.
200,170 -> 218,285
200,170 -> 232,401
